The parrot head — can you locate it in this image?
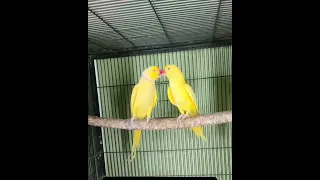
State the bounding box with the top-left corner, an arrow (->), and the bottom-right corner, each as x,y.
160,64 -> 184,80
142,66 -> 161,81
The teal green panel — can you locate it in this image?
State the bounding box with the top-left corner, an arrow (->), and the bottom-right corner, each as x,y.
95,46 -> 232,177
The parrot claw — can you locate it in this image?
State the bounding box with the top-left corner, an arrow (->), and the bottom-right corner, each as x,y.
181,114 -> 189,120
177,114 -> 189,123
177,114 -> 184,123
130,117 -> 136,124
146,117 -> 151,124
127,155 -> 134,162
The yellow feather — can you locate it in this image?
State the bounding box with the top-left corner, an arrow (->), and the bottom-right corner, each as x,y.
164,64 -> 207,141
167,87 -> 176,106
183,83 -> 206,141
152,89 -> 157,109
128,130 -> 142,162
184,83 -> 199,113
130,84 -> 139,117
128,66 -> 160,162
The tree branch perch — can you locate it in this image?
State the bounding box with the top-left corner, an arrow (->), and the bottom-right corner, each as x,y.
88,110 -> 232,130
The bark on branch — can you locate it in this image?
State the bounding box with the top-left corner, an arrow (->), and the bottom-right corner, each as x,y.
88,110 -> 232,130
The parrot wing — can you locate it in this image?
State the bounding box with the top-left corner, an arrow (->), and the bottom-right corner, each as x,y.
167,87 -> 176,106
152,88 -> 158,109
130,84 -> 139,115
184,83 -> 199,113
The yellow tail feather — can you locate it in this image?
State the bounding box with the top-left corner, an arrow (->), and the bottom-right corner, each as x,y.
128,130 -> 142,162
191,126 -> 207,141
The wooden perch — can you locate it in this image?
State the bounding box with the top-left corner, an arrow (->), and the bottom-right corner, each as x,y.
88,110 -> 232,130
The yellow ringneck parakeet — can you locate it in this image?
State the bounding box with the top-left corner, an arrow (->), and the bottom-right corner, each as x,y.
128,66 -> 160,161
160,64 -> 206,141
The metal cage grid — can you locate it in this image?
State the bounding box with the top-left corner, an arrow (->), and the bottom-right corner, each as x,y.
88,0 -> 232,55
94,46 -> 232,178
88,0 -> 232,179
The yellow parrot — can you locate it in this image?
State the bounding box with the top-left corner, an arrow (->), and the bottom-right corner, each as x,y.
128,66 -> 160,161
160,64 -> 207,141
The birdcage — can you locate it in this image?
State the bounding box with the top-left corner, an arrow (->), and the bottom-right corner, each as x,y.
88,0 -> 232,179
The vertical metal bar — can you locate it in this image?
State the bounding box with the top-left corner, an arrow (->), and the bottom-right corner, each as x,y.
95,59 -> 109,178
89,56 -> 100,180
89,56 -> 107,180
89,56 -> 101,117
119,57 -> 127,177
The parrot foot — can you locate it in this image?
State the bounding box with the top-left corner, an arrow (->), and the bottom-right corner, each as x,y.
177,114 -> 189,123
130,117 -> 136,124
127,154 -> 135,162
146,117 -> 151,124
181,114 -> 189,120
177,114 -> 184,123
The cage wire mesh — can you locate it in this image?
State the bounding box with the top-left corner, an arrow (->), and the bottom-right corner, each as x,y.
88,59 -> 106,180
88,0 -> 232,179
94,46 -> 232,177
88,0 -> 232,54
88,125 -> 105,180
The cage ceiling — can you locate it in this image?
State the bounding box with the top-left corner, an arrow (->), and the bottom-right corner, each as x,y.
88,0 -> 232,55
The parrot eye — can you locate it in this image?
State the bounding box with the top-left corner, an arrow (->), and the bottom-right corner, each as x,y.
153,69 -> 155,72
168,68 -> 170,70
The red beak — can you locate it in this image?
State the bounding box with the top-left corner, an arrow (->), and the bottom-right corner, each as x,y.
160,69 -> 166,76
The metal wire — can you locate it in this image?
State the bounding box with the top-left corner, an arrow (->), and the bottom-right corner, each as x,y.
88,0 -> 232,54
94,46 -> 232,177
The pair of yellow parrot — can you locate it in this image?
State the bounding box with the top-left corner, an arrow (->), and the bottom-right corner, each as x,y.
128,64 -> 206,161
